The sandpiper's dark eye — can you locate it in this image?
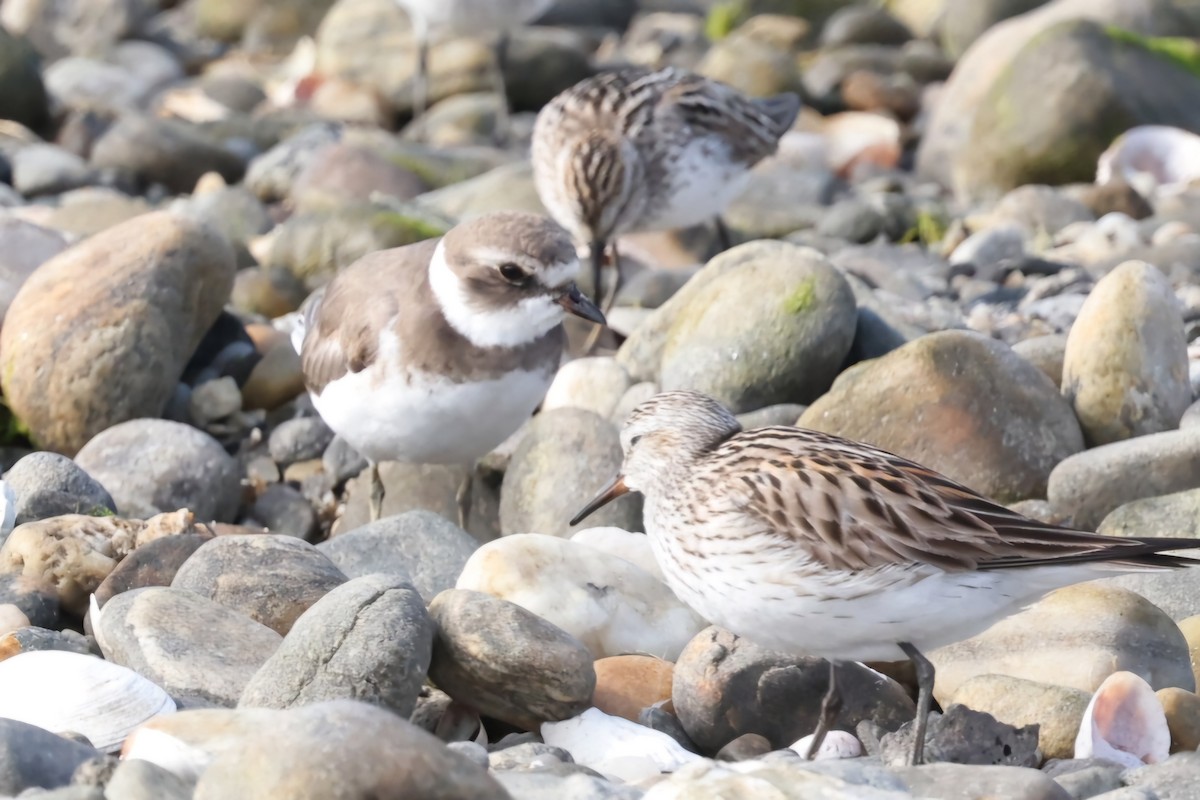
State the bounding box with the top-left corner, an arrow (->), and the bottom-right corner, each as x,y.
498,263 -> 527,284
629,434 -> 643,447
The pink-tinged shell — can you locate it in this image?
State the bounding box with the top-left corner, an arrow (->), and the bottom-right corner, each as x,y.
1097,125 -> 1200,195
1074,671 -> 1170,768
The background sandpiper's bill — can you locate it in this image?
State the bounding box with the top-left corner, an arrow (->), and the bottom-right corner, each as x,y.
293,211 -> 604,524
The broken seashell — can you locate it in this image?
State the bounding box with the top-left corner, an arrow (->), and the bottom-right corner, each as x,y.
0,650 -> 175,753
541,707 -> 700,782
1074,670 -> 1170,768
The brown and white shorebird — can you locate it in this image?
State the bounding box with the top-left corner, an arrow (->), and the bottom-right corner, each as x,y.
532,67 -> 801,308
292,211 -> 605,523
393,0 -> 554,137
571,390 -> 1199,765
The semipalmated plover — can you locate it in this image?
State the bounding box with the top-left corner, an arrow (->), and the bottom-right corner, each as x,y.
294,211 -> 604,523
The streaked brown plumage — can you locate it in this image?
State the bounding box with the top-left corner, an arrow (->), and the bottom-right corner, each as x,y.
572,390 -> 1198,765
532,67 -> 801,305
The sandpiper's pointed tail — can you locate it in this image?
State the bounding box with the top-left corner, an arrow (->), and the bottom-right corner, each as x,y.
755,93 -> 802,135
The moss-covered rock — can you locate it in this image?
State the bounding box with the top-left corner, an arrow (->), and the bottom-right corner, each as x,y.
658,241 -> 857,413
267,202 -> 450,289
916,0 -> 1200,200
954,19 -> 1200,199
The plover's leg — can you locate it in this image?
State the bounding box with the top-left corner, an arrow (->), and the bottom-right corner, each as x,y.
899,641 -> 934,766
490,31 -> 512,146
714,217 -> 733,251
368,460 -> 384,522
455,465 -> 474,530
804,660 -> 842,760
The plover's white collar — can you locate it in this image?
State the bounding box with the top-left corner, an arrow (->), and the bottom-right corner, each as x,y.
429,239 -> 574,350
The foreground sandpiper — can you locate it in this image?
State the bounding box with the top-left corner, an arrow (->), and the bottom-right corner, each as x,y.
393,0 -> 554,137
532,67 -> 801,307
293,211 -> 605,523
571,390 -> 1199,765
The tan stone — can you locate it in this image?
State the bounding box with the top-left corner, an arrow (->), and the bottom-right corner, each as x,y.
1157,687 -> 1200,752
593,654 -> 674,723
1062,260 -> 1190,446
1177,615 -> 1200,691
241,337 -> 305,411
0,211 -> 235,454
0,510 -> 202,615
931,584 -> 1194,704
951,674 -> 1089,760
800,330 -> 1084,502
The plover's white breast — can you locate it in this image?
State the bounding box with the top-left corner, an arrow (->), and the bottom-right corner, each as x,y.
638,136 -> 754,233
311,327 -> 554,465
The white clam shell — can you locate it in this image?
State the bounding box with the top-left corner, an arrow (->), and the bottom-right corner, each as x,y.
0,480 -> 15,542
0,650 -> 176,753
1074,671 -> 1170,768
790,730 -> 863,760
542,707 -> 700,782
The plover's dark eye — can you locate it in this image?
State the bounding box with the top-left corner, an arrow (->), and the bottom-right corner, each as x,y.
629,434 -> 643,447
498,263 -> 528,284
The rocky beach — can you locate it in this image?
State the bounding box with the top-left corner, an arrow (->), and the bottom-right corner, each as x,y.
2,0 -> 1200,797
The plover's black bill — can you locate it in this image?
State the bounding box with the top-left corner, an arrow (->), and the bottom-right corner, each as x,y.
557,284 -> 607,326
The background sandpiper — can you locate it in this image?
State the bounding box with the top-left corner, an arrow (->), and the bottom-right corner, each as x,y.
532,66 -> 801,308
393,0 -> 555,138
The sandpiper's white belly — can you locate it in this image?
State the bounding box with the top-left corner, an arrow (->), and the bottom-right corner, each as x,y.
312,363 -> 552,465
646,519 -> 1115,663
635,137 -> 754,233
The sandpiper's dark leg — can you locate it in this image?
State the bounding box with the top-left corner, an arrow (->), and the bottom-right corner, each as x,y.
491,31 -> 512,146
582,240 -> 615,353
368,460 -> 384,522
587,239 -> 606,307
899,641 -> 934,766
804,660 -> 842,760
413,34 -> 431,118
714,216 -> 733,251
455,465 -> 474,530
600,242 -> 622,314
